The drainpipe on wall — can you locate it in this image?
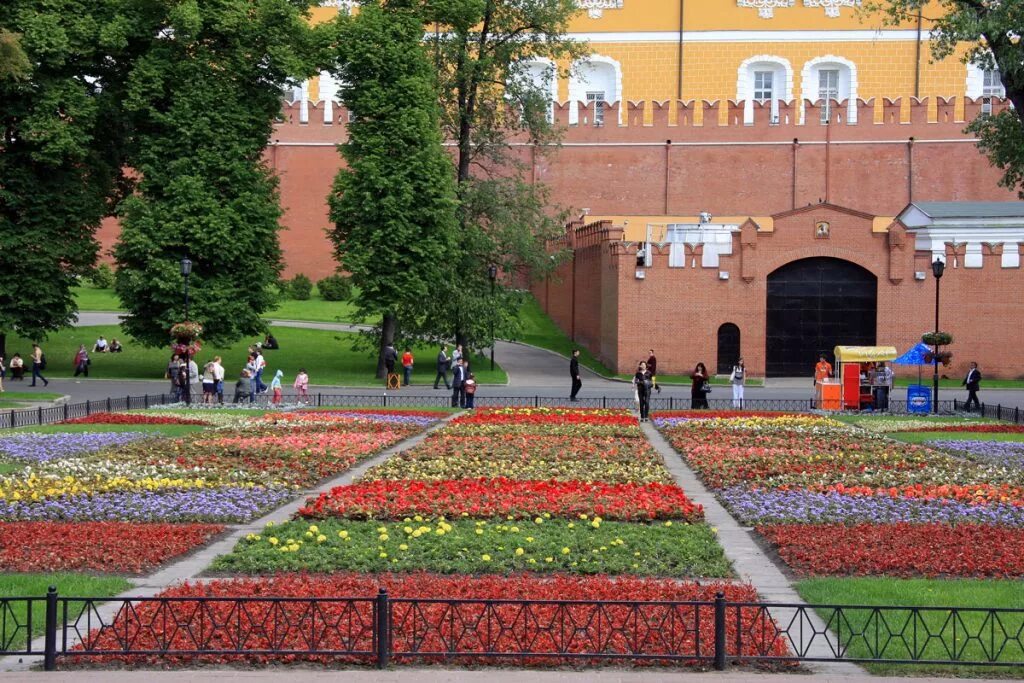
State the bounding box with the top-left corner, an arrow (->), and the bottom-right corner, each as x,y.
664,140 -> 672,214
914,9 -> 923,99
677,0 -> 685,101
907,137 -> 915,203
791,138 -> 799,209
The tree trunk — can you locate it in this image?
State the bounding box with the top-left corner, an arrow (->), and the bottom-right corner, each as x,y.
377,313 -> 397,379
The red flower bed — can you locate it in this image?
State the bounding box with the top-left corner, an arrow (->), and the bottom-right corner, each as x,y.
454,409 -> 637,426
904,424 -> 1024,434
62,413 -> 212,426
0,522 -> 223,573
759,523 -> 1024,578
298,478 -> 704,522
71,573 -> 786,666
817,482 -> 1024,506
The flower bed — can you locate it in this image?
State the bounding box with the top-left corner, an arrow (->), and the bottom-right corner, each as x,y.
759,523 -> 1024,578
61,413 -> 213,426
0,522 -> 223,573
299,478 -> 703,522
213,517 -> 729,577
926,439 -> 1024,469
454,407 -> 637,426
847,418 -> 997,433
0,432 -> 154,462
903,424 -> 1024,434
70,573 -> 781,666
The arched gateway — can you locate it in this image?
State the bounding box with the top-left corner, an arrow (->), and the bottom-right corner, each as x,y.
766,257 -> 877,377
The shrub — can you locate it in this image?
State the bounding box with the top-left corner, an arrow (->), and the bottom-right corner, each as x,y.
317,274 -> 353,301
88,263 -> 115,289
288,274 -> 312,300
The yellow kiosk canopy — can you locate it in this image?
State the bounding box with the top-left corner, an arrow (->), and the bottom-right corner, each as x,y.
834,346 -> 898,363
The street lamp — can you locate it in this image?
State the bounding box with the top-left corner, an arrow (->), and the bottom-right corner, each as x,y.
180,258 -> 192,406
931,257 -> 944,414
488,264 -> 498,371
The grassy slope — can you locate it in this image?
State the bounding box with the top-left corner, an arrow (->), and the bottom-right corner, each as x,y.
74,286 -> 358,323
0,574 -> 130,650
797,577 -> 1024,676
8,325 -> 506,386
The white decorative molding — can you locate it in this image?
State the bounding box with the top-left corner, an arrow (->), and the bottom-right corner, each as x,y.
803,0 -> 861,18
577,0 -> 623,19
320,0 -> 356,8
738,0 -> 796,19
799,54 -> 858,124
736,55 -> 794,124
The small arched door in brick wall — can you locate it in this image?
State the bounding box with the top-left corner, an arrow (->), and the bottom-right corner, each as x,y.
717,323 -> 741,375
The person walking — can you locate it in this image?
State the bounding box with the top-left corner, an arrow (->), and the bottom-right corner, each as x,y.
452,344 -> 463,369
269,369 -> 284,405
0,355 -> 5,393
434,345 -> 451,390
633,361 -> 652,422
963,362 -> 982,412
569,349 -> 582,402
729,358 -> 745,408
244,353 -> 259,403
212,356 -> 225,404
73,345 -> 90,380
294,368 -> 310,404
30,344 -> 48,387
690,362 -> 709,409
464,372 -> 477,409
646,350 -> 660,393
383,342 -> 398,386
451,358 -> 467,408
253,348 -> 268,394
401,348 -> 414,386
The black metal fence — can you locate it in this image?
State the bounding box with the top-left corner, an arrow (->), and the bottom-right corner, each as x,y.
0,393 -> 970,430
954,400 -> 1024,425
7,588 -> 1023,670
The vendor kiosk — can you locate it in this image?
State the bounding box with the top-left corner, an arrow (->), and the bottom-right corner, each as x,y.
833,346 -> 897,411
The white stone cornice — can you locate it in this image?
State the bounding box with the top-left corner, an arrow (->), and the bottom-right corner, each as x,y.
738,0 -> 796,19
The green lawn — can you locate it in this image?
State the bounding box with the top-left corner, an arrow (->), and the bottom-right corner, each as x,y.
797,577 -> 1024,676
74,286 -> 359,323
8,325 -> 506,387
0,391 -> 63,409
894,376 -> 1024,389
0,573 -> 130,652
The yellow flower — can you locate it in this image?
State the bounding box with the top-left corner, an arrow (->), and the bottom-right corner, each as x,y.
664,521 -> 673,527
481,554 -> 491,562
515,548 -> 525,556
528,558 -> 537,564
308,525 -> 319,534
316,534 -> 327,543
379,534 -> 389,542
435,528 -> 446,536
265,521 -> 275,528
412,530 -> 423,538
567,522 -> 575,529
561,547 -> 570,555
475,528 -> 484,535
590,520 -> 600,529
305,531 -> 314,538
509,526 -> 519,533
399,544 -> 409,551
268,537 -> 279,546
338,530 -> 349,539
379,552 -> 388,558
534,517 -> 544,524
414,515 -> 423,522
377,526 -> 388,534
579,513 -> 589,520
403,526 -> 413,534
544,557 -> 554,563
525,537 -> 534,543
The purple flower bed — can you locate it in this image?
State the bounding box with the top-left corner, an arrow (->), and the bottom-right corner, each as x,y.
719,486 -> 1024,527
0,487 -> 292,523
311,412 -> 438,427
926,440 -> 1024,469
0,432 -> 153,462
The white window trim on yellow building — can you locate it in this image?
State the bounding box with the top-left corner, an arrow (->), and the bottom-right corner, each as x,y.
965,61 -> 1005,100
737,0 -> 796,20
803,0 -> 862,19
568,55 -> 623,125
577,0 -> 624,20
737,55 -> 794,125
800,55 -> 858,123
511,58 -> 558,122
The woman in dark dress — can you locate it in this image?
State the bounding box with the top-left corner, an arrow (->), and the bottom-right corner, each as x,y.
690,362 -> 709,409
633,361 -> 652,422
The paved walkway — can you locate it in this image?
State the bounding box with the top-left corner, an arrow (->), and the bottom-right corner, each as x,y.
641,423 -> 862,677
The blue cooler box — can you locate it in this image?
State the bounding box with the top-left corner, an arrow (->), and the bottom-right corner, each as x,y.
907,384 -> 931,414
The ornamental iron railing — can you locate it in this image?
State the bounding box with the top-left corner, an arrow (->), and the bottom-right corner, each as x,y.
0,393 -> 971,429
7,588 -> 1024,670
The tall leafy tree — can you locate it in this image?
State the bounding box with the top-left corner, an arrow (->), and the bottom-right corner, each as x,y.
114,0 -> 317,347
0,0 -> 130,358
415,0 -> 586,348
868,0 -> 1024,194
327,0 -> 458,377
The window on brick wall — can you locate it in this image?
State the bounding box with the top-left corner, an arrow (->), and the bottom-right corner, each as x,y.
982,69 -> 1005,116
818,69 -> 839,123
586,91 -> 606,126
754,71 -> 774,103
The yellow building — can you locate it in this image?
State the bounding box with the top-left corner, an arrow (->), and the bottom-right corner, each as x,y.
307,0 -> 999,124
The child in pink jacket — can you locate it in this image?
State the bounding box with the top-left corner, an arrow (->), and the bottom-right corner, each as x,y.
293,368 -> 309,404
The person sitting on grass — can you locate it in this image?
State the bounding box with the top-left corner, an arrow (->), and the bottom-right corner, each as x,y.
263,334 -> 279,350
93,336 -> 108,353
109,339 -> 123,353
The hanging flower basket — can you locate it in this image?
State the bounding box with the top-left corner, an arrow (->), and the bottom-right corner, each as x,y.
922,331 -> 953,347
171,341 -> 203,357
170,321 -> 203,358
924,351 -> 953,367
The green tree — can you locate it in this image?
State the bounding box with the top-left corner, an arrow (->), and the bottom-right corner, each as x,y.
0,0 -> 130,358
0,29 -> 30,81
327,0 -> 458,377
417,0 -> 585,348
114,0 -> 317,347
867,0 -> 1024,194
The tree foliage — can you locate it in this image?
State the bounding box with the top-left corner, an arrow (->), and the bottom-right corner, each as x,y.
867,0 -> 1024,195
0,0 -> 129,357
113,0 -> 318,347
327,0 -> 458,376
417,0 -> 585,347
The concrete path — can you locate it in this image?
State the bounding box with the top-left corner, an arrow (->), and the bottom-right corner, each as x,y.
642,422 -> 862,676
0,414 -> 458,673
0,671 -> 970,682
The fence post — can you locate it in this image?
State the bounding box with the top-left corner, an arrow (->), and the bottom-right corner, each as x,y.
713,591 -> 727,671
1016,407 -> 1020,424
63,404 -> 68,421
997,404 -> 1003,420
145,394 -> 149,409
602,396 -> 606,409
43,586 -> 58,671
375,588 -> 390,669
534,396 -> 539,408
86,400 -> 91,416
317,393 -> 322,408
37,406 -> 43,425
383,394 -> 389,408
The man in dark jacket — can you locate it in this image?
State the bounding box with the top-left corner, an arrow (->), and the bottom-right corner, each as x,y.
963,362 -> 982,411
451,358 -> 467,408
434,345 -> 451,390
569,349 -> 582,402
647,349 -> 660,393
383,343 -> 398,378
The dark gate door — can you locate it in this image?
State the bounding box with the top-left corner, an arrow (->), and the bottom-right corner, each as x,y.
717,323 -> 740,374
766,257 -> 877,377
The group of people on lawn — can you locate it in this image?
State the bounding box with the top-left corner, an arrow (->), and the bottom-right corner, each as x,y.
383,343 -> 478,408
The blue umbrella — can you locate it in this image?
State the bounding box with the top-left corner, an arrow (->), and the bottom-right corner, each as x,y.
893,342 -> 931,384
